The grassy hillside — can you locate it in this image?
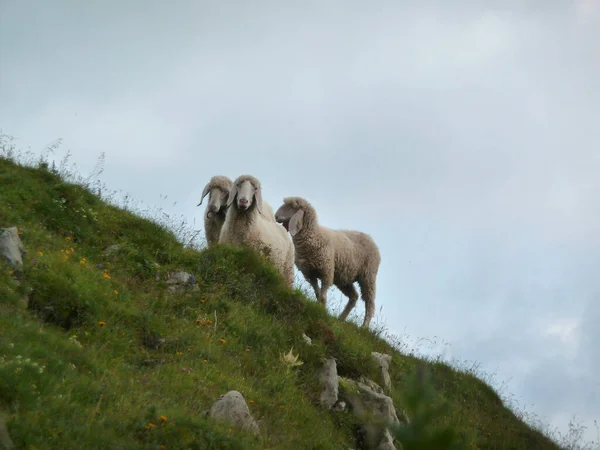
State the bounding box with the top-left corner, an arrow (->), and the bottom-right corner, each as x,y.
0,152 -> 565,450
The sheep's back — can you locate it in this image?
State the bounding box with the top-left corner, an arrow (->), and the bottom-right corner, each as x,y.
330,229 -> 380,281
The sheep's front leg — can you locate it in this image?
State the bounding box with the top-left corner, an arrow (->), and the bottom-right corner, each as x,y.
317,269 -> 334,307
307,277 -> 321,301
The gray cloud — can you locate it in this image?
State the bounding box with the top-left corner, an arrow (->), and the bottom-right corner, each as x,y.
2,0 -> 599,442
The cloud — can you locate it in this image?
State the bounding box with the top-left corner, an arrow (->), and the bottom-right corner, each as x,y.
1,1 -> 599,443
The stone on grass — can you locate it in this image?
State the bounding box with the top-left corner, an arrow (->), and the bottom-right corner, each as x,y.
0,227 -> 26,269
339,377 -> 408,450
0,413 -> 14,449
166,271 -> 197,292
302,333 -> 312,345
371,352 -> 392,393
207,390 -> 260,436
318,358 -> 339,410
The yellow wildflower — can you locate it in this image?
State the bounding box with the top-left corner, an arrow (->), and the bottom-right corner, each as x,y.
144,422 -> 156,430
65,236 -> 71,241
113,290 -> 119,295
219,338 -> 226,344
98,321 -> 106,327
79,258 -> 87,265
160,415 -> 168,422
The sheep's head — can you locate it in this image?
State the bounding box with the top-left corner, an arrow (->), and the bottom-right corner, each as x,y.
197,176 -> 233,216
227,175 -> 264,215
275,197 -> 309,236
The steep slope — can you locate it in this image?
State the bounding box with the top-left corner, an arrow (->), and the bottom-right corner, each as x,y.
0,156 -> 561,450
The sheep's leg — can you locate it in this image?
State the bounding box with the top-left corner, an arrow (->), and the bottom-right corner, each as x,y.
308,278 -> 321,300
318,265 -> 334,307
359,278 -> 376,328
338,283 -> 359,322
318,271 -> 333,307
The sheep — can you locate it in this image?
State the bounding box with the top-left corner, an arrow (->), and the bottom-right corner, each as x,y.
274,197 -> 381,328
197,176 -> 234,247
219,175 -> 295,287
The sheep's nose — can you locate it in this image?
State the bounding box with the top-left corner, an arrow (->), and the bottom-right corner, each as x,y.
238,198 -> 248,207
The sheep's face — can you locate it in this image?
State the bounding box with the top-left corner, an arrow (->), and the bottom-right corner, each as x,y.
197,180 -> 231,216
228,179 -> 264,214
207,187 -> 229,214
275,203 -> 304,236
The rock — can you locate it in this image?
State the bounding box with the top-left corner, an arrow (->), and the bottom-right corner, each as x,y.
141,331 -> 165,349
318,358 -> 339,410
0,412 -> 14,449
0,227 -> 26,269
166,271 -> 197,292
302,333 -> 312,345
332,400 -> 347,412
371,352 -> 392,393
152,262 -> 161,281
339,377 -> 407,450
358,376 -> 385,395
206,390 -> 260,436
103,244 -> 120,256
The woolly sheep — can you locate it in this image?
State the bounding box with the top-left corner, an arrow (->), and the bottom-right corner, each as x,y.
274,197 -> 381,328
219,175 -> 295,287
197,176 -> 234,247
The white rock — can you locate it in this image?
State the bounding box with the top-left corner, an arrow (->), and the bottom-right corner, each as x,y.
207,390 -> 260,436
371,352 -> 392,393
339,376 -> 407,450
318,358 -> 339,409
0,227 -> 26,269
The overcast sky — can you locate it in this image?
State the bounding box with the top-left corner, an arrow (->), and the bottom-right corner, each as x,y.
2,0 -> 599,444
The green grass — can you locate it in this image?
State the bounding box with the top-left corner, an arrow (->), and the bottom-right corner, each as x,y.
0,143 -> 579,449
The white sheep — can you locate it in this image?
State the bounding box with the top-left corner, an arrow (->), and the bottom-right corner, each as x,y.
219,175 -> 295,287
197,176 -> 234,247
274,197 -> 381,328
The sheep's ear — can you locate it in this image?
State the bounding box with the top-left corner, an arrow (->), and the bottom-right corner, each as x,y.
226,184 -> 238,207
289,209 -> 304,236
255,187 -> 263,215
197,183 -> 211,206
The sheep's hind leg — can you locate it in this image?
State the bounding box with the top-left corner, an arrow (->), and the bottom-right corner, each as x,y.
359,278 -> 376,328
338,283 -> 359,322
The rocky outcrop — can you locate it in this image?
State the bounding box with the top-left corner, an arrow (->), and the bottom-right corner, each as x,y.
339,377 -> 407,450
206,390 -> 260,436
0,227 -> 26,269
165,271 -> 197,293
0,413 -> 14,449
371,352 -> 392,393
318,358 -> 339,410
